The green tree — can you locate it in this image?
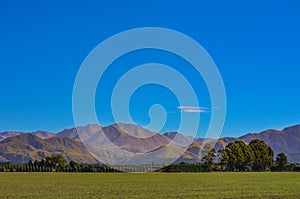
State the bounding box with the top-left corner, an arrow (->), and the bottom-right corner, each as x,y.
46,155 -> 67,169
223,142 -> 244,171
201,143 -> 213,158
69,160 -> 79,172
275,152 -> 288,171
28,160 -> 33,166
249,139 -> 274,171
218,149 -> 229,171
234,140 -> 254,171
202,148 -> 217,171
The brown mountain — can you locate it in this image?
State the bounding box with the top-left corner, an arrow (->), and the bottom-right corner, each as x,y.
102,123 -> 170,153
0,133 -> 97,164
163,132 -> 194,146
57,127 -> 80,141
175,125 -> 300,163
180,125 -> 300,163
56,123 -> 171,153
70,123 -> 175,165
238,125 -> 300,163
0,124 -> 174,165
0,132 -> 22,141
0,124 -> 300,164
0,131 -> 55,141
34,131 -> 56,139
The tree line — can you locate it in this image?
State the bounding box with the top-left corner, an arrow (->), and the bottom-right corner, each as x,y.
162,139 -> 300,172
0,155 -> 120,173
0,139 -> 299,172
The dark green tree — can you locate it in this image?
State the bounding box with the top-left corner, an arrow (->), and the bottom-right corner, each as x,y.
218,149 -> 229,171
202,148 -> 217,171
69,160 -> 80,172
223,142 -> 244,171
28,160 -> 33,166
249,139 -> 274,171
275,152 -> 288,171
201,143 -> 213,158
234,140 -> 254,171
46,155 -> 67,169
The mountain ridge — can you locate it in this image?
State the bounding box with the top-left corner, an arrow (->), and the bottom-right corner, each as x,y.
0,123 -> 300,164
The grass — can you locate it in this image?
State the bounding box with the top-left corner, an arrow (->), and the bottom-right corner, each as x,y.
0,172 -> 300,198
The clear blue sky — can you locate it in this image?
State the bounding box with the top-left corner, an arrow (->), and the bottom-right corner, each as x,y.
0,1 -> 299,137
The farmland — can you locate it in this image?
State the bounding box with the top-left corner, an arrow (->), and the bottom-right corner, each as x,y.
0,172 -> 300,198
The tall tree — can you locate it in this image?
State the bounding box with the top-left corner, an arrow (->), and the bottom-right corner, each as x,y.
46,155 -> 67,168
249,139 -> 274,171
218,149 -> 229,171
69,160 -> 79,171
224,142 -> 245,171
202,148 -> 217,171
275,152 -> 288,171
234,140 -> 254,171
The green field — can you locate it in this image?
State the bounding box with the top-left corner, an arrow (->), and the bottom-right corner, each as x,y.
0,172 -> 300,198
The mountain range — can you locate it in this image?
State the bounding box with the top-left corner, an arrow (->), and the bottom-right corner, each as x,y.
0,124 -> 300,164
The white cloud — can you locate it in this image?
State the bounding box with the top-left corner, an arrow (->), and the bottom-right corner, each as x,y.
177,106 -> 210,113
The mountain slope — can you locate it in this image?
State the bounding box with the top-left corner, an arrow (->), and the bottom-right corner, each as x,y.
102,124 -> 171,153
0,131 -> 55,141
238,125 -> 300,162
57,127 -> 80,141
57,123 -> 171,153
34,131 -> 55,139
0,134 -> 97,164
0,132 -> 22,141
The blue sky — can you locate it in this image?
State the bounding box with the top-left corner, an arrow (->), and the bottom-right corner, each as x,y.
0,1 -> 299,137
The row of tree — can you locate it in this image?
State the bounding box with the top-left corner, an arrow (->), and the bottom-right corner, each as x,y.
200,139 -> 297,172
219,139 -> 274,171
0,155 -> 119,172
